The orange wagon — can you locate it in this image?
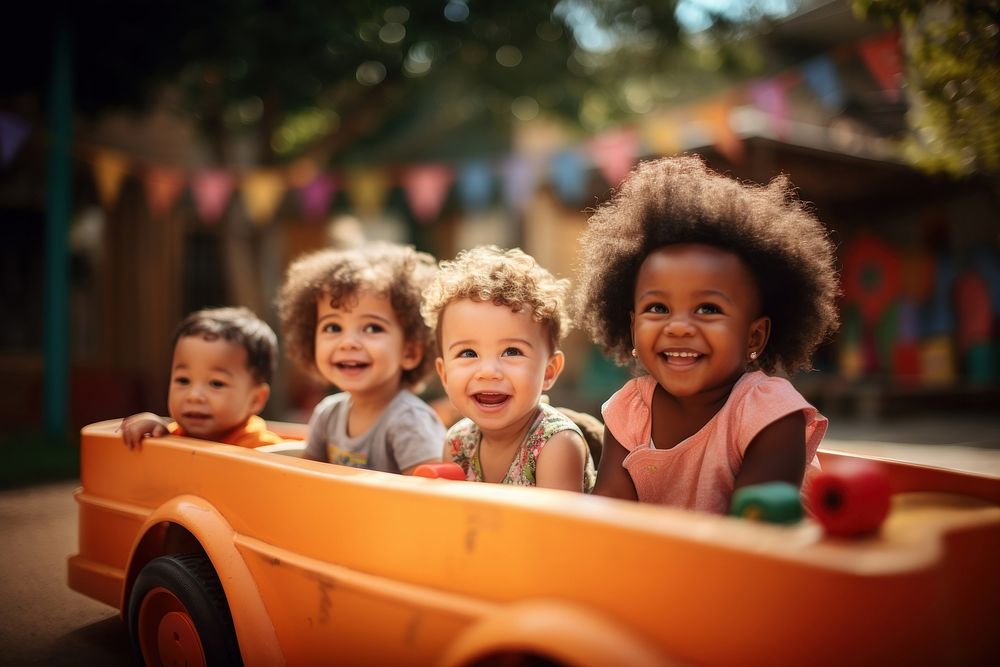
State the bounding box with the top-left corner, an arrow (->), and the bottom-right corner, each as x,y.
68,418 -> 1000,666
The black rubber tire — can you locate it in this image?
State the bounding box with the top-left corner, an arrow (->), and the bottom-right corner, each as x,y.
127,553 -> 243,667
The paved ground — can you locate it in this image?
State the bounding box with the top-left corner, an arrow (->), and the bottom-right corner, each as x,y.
0,414 -> 997,664
0,482 -> 129,666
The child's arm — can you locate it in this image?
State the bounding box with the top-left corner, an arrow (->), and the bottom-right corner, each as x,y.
733,411 -> 807,490
120,412 -> 170,449
534,430 -> 588,492
389,406 -> 446,475
592,427 -> 638,500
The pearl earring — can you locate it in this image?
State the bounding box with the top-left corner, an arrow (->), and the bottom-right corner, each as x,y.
749,351 -> 758,360
631,348 -> 638,358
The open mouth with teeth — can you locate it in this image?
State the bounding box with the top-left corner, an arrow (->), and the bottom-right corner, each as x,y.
335,360 -> 370,371
660,350 -> 703,365
473,392 -> 510,409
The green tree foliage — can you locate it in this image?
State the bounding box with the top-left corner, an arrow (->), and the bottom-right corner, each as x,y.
853,0 -> 1000,176
1,1 -> 776,165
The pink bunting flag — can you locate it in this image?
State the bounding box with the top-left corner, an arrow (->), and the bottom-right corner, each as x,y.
587,128 -> 639,187
143,166 -> 187,219
858,32 -> 903,102
191,169 -> 235,224
298,173 -> 338,222
401,164 -> 454,223
748,78 -> 790,139
92,148 -> 131,210
0,112 -> 31,166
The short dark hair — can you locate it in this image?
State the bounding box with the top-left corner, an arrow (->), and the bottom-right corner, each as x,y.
173,306 -> 277,384
277,242 -> 438,389
576,155 -> 840,374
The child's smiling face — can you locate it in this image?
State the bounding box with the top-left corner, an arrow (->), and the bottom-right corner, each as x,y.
314,290 -> 421,401
168,335 -> 269,440
436,298 -> 563,439
631,243 -> 770,399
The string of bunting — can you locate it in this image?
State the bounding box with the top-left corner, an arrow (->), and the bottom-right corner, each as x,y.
0,32 -> 902,226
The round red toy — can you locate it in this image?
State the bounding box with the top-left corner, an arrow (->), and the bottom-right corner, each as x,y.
809,459 -> 891,537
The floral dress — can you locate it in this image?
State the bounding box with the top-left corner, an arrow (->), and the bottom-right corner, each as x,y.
445,402 -> 596,492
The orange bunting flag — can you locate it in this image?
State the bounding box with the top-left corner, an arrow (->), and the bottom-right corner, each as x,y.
401,164 -> 454,223
92,148 -> 131,210
696,101 -> 744,164
191,169 -> 235,224
641,113 -> 681,157
345,168 -> 390,218
587,128 -> 640,187
241,169 -> 286,226
285,157 -> 320,189
143,166 -> 187,220
858,32 -> 903,102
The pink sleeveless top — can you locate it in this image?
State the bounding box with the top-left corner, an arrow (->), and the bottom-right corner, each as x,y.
601,371 -> 827,514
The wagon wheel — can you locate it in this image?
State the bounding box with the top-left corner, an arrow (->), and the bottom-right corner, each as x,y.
128,554 -> 243,667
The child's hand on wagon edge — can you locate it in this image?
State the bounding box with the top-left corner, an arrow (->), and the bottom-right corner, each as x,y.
119,412 -> 170,449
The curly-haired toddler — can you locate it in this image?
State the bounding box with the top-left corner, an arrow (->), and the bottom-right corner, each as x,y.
423,246 -> 595,492
576,155 -> 840,513
278,242 -> 445,474
120,306 -> 283,449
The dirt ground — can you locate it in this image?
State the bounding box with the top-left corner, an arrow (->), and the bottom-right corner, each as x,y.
0,481 -> 129,666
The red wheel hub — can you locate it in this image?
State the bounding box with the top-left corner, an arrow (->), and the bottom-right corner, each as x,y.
138,586 -> 207,667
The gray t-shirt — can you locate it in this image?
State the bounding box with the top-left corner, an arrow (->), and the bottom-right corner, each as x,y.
304,389 -> 445,473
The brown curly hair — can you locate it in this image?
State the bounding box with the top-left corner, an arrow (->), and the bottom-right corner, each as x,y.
421,245 -> 571,352
575,155 -> 840,375
277,242 -> 439,388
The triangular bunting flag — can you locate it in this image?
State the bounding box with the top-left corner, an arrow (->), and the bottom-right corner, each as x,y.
697,101 -> 744,164
748,78 -> 790,139
401,164 -> 454,223
345,168 -> 390,218
549,150 -> 589,205
91,148 -> 131,211
143,166 -> 187,219
298,173 -> 338,222
501,155 -> 538,213
801,55 -> 844,110
286,157 -> 320,189
457,160 -> 494,211
0,112 -> 31,166
858,32 -> 903,102
587,128 -> 639,187
641,112 -> 681,156
191,169 -> 235,224
241,169 -> 286,226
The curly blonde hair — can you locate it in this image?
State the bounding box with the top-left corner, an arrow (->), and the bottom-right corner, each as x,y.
575,155 -> 840,375
277,242 -> 438,388
422,246 -> 571,352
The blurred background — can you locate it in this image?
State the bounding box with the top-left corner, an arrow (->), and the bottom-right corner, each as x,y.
2,0 -> 999,481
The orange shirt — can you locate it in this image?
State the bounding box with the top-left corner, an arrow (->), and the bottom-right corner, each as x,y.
168,415 -> 285,448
